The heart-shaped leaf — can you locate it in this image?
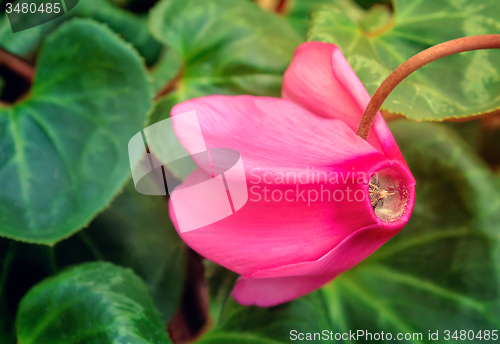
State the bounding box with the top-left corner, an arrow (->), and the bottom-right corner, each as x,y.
308,0 -> 500,121
195,121 -> 500,343
0,19 -> 152,244
16,262 -> 171,344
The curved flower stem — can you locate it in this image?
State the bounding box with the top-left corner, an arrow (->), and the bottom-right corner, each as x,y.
357,34 -> 500,140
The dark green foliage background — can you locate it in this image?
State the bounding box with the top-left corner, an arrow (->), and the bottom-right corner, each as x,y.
0,0 -> 499,343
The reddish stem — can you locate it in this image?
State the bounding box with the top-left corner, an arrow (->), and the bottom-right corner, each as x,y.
0,48 -> 34,82
357,34 -> 500,140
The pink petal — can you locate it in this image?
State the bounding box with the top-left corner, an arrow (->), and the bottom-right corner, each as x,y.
169,164 -> 384,276
250,218 -> 406,279
231,275 -> 334,307
229,218 -> 409,307
230,160 -> 415,308
168,95 -> 392,276
282,42 -> 407,167
248,160 -> 415,279
171,95 -> 386,183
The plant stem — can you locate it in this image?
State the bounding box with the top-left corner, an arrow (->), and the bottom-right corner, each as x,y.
0,48 -> 34,82
356,34 -> 500,140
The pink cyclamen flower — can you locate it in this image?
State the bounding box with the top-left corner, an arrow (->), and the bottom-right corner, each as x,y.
168,42 -> 416,307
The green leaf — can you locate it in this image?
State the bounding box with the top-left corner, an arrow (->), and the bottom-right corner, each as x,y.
75,0 -> 162,65
149,0 -> 301,102
308,0 -> 500,121
196,122 -> 500,343
76,181 -> 187,321
198,263 -> 330,344
16,262 -> 171,344
330,121 -> 500,338
317,121 -> 500,340
0,19 -> 152,244
203,262 -> 239,326
199,294 -> 331,344
283,0 -> 392,37
0,0 -> 161,65
0,180 -> 186,324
